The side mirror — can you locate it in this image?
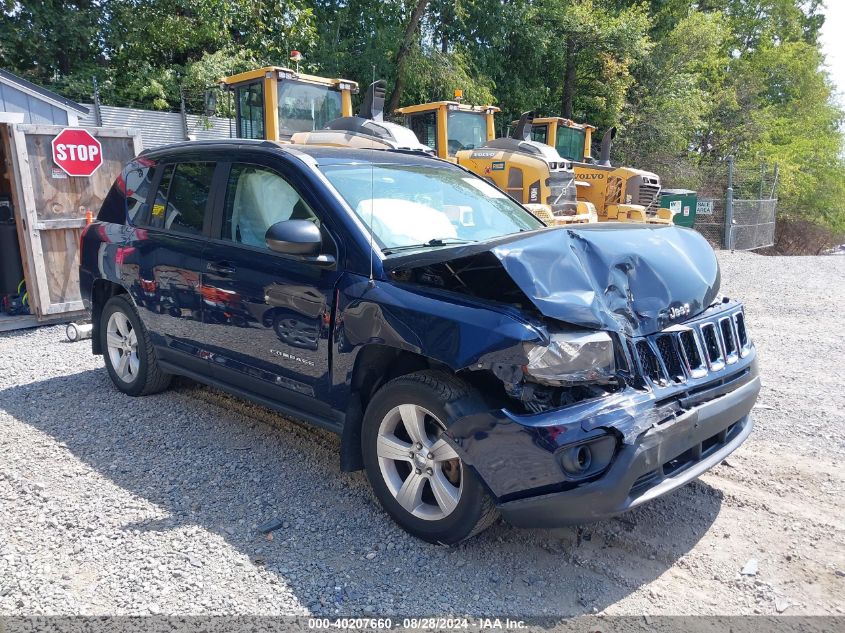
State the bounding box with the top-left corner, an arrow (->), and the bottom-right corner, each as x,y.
265,219 -> 322,256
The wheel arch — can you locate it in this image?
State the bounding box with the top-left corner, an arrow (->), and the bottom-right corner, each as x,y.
340,344 -> 453,472
90,280 -> 129,355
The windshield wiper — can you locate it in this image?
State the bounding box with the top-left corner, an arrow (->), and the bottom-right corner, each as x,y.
382,237 -> 475,255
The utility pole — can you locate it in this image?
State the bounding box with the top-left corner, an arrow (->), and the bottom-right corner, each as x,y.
724,155 -> 734,250
770,164 -> 779,199
179,87 -> 189,140
92,77 -> 102,127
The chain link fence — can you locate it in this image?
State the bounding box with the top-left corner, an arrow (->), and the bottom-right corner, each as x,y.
693,198 -> 725,247
730,198 -> 777,250
684,159 -> 778,250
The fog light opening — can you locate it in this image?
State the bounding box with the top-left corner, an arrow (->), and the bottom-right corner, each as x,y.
556,434 -> 617,480
575,445 -> 592,471
560,444 -> 593,475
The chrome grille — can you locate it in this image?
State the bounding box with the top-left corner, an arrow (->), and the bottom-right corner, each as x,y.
655,335 -> 684,382
735,312 -> 748,347
633,307 -> 751,387
678,329 -> 705,376
720,317 -> 738,364
701,323 -> 724,370
637,340 -> 663,384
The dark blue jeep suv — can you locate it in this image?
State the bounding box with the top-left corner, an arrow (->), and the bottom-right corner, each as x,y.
79,140 -> 760,544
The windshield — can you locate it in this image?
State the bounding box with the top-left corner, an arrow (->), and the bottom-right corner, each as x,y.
556,126 -> 586,161
319,164 -> 544,252
278,80 -> 342,135
446,110 -> 487,156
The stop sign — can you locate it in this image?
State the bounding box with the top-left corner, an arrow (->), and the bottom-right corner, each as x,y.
51,128 -> 103,177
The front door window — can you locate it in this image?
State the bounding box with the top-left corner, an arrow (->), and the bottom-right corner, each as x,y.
222,164 -> 320,248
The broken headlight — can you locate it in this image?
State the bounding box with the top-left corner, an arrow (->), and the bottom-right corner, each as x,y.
524,330 -> 616,386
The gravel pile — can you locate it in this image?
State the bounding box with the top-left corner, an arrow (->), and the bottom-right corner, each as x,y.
0,251 -> 843,616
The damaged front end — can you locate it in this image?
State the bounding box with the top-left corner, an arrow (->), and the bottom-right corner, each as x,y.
387,246 -> 626,414
450,300 -> 759,527
384,223 -> 723,415
382,223 -> 759,525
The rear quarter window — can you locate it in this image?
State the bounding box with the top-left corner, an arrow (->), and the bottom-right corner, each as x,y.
97,158 -> 157,224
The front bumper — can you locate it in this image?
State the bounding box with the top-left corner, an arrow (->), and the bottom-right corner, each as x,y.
498,374 -> 758,527
448,357 -> 759,529
446,299 -> 760,527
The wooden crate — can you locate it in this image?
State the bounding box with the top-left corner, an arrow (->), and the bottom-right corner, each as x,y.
2,124 -> 141,320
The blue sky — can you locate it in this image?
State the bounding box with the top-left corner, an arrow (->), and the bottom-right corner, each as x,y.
821,1 -> 845,106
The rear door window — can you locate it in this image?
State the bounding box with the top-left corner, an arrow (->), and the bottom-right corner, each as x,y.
151,162 -> 215,235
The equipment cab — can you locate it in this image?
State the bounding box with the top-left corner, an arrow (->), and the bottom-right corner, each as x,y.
394,98 -> 499,161
221,66 -> 359,141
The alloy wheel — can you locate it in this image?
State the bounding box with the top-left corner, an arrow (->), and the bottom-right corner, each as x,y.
106,311 -> 140,383
376,404 -> 463,520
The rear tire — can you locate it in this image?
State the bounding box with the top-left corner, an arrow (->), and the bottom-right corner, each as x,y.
100,294 -> 171,396
362,370 -> 498,544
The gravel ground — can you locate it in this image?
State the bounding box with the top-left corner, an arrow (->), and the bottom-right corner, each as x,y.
0,251 -> 843,617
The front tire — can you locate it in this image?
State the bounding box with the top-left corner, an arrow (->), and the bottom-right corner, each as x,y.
100,294 -> 171,396
362,370 -> 498,544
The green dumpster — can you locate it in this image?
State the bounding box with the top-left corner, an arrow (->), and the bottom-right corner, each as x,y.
660,189 -> 698,228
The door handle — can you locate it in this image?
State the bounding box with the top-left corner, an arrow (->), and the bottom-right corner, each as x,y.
206,261 -> 236,276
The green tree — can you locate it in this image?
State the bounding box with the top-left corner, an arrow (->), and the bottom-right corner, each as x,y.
741,40 -> 845,231
544,0 -> 652,124
0,0 -> 101,101
310,0 -> 407,102
99,0 -> 317,110
2,0 -> 842,241
616,11 -> 731,184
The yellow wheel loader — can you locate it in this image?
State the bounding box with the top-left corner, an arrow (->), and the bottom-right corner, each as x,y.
221,69 -> 438,154
221,66 -> 359,141
220,70 -> 589,224
523,117 -> 674,224
394,100 -> 499,161
395,101 -> 595,225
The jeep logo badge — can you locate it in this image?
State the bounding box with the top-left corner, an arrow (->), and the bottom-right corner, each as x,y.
668,303 -> 690,319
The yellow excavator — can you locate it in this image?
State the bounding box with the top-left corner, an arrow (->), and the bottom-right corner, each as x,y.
394,100 -> 595,224
521,117 -> 674,224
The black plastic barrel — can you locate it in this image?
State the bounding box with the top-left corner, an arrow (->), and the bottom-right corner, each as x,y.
0,198 -> 25,296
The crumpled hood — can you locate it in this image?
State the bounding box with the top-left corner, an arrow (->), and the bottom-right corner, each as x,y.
487,224 -> 720,336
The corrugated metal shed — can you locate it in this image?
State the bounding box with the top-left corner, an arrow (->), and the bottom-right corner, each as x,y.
187,113 -> 235,142
78,104 -> 233,150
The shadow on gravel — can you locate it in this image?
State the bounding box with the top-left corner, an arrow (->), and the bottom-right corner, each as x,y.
1,369 -> 723,617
